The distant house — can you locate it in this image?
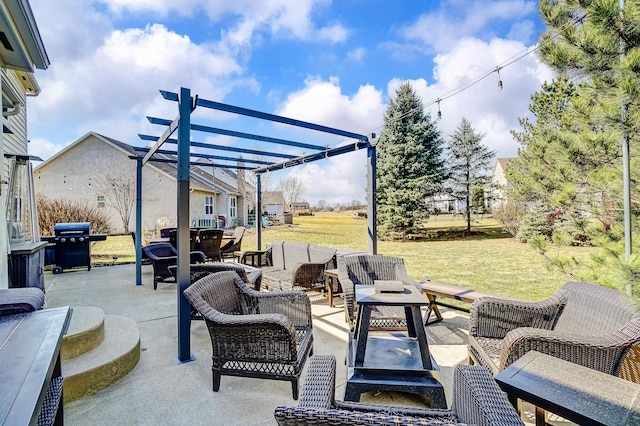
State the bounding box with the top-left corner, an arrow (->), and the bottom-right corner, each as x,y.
0,0 -> 50,289
490,157 -> 516,209
262,191 -> 285,216
33,132 -> 254,234
290,201 -> 310,216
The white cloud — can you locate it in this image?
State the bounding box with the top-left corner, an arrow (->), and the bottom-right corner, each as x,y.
27,21 -> 252,155
28,138 -> 64,160
388,37 -> 554,159
347,47 -> 366,63
400,0 -> 537,51
277,76 -> 385,134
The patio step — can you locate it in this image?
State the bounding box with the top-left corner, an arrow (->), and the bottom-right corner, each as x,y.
61,306 -> 105,360
62,313 -> 140,403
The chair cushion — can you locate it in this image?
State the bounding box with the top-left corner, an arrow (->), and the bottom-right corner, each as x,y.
270,241 -> 286,270
282,242 -> 310,269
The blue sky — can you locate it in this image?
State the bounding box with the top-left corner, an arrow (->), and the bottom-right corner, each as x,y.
27,0 -> 553,205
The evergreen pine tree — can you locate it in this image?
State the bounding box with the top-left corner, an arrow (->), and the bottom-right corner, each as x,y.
376,82 -> 446,239
445,118 -> 495,233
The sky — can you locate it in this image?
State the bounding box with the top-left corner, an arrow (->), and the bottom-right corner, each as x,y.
26,0 -> 555,206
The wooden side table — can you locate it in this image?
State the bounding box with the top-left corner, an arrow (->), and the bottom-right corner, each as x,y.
324,268 -> 339,307
495,351 -> 640,426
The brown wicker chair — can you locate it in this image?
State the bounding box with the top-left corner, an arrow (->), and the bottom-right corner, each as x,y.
184,271 -> 314,399
198,228 -> 224,261
274,355 -> 524,426
220,226 -> 245,259
338,254 -> 420,329
468,281 -> 640,377
168,228 -> 199,251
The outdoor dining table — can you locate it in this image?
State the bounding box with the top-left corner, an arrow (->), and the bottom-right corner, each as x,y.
344,284 -> 445,408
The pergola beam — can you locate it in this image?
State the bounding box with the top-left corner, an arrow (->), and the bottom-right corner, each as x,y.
142,115 -> 179,165
132,147 -> 274,166
138,134 -> 297,159
160,90 -> 369,142
148,116 -> 327,151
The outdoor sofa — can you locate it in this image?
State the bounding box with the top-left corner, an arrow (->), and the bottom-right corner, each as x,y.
468,281 -> 640,377
247,241 -> 336,292
274,354 -> 524,426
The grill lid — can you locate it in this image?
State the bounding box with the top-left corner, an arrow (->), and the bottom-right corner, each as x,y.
54,222 -> 90,235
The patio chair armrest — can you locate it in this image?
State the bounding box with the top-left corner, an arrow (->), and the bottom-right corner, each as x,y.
189,251 -> 206,263
501,327 -> 632,374
451,364 -> 524,425
470,295 -> 566,339
274,407 -> 456,426
238,249 -> 271,267
394,266 -> 420,288
243,287 -> 313,327
291,262 -> 328,286
198,309 -> 300,359
297,355 -> 336,409
339,276 -> 356,325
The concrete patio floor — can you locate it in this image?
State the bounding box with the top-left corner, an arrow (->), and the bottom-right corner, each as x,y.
43,263 -> 560,425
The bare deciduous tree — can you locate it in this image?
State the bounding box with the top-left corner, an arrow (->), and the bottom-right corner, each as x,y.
91,165 -> 136,233
278,176 -> 306,210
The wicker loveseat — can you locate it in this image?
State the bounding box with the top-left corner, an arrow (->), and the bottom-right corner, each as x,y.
274,355 -> 524,426
184,271 -> 314,399
468,281 -> 640,377
259,241 -> 336,292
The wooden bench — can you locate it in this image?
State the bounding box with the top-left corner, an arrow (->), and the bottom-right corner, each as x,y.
420,281 -> 490,325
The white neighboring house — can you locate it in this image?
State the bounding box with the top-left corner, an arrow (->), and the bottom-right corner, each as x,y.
0,0 -> 50,289
33,132 -> 254,234
262,191 -> 285,216
490,158 -> 516,210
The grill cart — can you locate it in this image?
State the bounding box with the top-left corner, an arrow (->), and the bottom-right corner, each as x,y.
42,222 -> 107,274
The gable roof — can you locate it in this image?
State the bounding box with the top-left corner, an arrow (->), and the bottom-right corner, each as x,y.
34,131 -> 248,195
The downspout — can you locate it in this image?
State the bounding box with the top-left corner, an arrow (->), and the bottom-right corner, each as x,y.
3,104 -> 21,117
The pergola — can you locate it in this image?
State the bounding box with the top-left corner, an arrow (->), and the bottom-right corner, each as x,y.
132,87 -> 378,362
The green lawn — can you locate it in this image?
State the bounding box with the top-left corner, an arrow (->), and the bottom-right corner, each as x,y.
94,212 -> 596,301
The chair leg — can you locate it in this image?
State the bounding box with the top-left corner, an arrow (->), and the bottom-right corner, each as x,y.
291,379 -> 299,400
212,370 -> 221,392
153,278 -> 157,291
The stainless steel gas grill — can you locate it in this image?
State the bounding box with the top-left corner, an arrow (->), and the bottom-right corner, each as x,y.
43,222 -> 107,274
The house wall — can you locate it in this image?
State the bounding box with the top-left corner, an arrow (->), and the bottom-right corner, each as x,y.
491,161 -> 510,209
33,133 -> 248,234
1,69 -> 30,288
34,135 -> 135,233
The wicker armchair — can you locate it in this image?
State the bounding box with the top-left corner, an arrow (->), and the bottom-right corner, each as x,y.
220,226 -> 245,259
184,271 -> 314,399
142,243 -> 205,290
198,228 -> 224,261
338,254 -> 420,329
274,355 -> 524,426
168,228 -> 199,251
468,281 -> 640,377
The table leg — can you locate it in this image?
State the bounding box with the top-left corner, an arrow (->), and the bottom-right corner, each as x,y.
354,306 -> 372,367
424,293 -> 443,325
327,278 -> 334,307
409,306 -> 432,370
535,406 -> 546,426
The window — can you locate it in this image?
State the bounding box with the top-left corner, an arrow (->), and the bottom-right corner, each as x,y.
97,195 -> 105,208
229,197 -> 237,218
205,196 -> 213,215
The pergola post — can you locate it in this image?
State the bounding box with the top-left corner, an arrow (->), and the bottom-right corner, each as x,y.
135,157 -> 143,285
176,87 -> 194,363
367,143 -> 377,255
256,173 -> 262,250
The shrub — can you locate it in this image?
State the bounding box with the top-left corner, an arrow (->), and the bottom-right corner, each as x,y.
37,197 -> 112,236
492,202 -> 525,237
516,202 -> 554,242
